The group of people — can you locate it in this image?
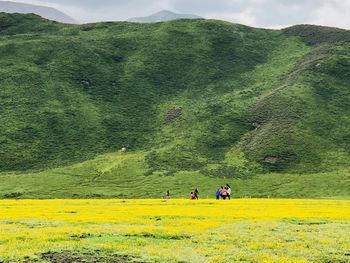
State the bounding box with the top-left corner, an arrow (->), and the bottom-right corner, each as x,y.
165,189 -> 200,200
164,185 -> 231,200
216,184 -> 231,200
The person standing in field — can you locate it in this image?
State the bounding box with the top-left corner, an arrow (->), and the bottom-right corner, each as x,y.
194,188 -> 199,199
216,188 -> 221,200
220,186 -> 228,200
165,190 -> 170,199
190,191 -> 196,200
226,184 -> 231,200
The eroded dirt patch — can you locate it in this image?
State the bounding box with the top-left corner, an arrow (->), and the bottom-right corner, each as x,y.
164,107 -> 182,123
41,251 -> 143,263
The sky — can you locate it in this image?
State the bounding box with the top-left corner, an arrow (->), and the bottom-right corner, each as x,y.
5,0 -> 350,29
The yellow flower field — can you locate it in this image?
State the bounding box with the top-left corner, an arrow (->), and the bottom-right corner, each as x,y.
0,199 -> 349,262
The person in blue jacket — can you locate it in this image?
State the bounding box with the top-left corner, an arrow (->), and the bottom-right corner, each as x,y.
216,188 -> 221,200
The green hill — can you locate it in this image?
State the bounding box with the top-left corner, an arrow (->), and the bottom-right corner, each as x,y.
0,13 -> 349,198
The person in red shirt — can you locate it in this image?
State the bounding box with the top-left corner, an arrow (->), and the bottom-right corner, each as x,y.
220,186 -> 228,200
190,192 -> 196,200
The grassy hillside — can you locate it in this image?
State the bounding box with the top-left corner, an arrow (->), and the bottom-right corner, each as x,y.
0,13 -> 349,198
1,152 -> 349,199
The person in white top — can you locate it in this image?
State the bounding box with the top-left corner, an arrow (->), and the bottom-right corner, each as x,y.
226,184 -> 231,200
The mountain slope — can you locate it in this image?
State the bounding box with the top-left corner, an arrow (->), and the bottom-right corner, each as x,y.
0,1 -> 77,23
0,14 -> 349,198
128,10 -> 202,23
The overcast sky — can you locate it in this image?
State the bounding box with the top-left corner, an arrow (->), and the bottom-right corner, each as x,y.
7,0 -> 350,29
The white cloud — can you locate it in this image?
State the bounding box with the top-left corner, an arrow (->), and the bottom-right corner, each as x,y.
202,0 -> 350,29
207,10 -> 257,27
307,0 -> 350,29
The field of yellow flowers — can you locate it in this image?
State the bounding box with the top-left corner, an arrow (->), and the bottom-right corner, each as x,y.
0,199 -> 349,262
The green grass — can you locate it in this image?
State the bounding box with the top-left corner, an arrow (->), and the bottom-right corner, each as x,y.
0,13 -> 349,198
1,152 -> 349,199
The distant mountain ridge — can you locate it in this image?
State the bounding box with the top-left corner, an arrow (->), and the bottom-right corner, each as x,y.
0,1 -> 77,23
128,10 -> 202,23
